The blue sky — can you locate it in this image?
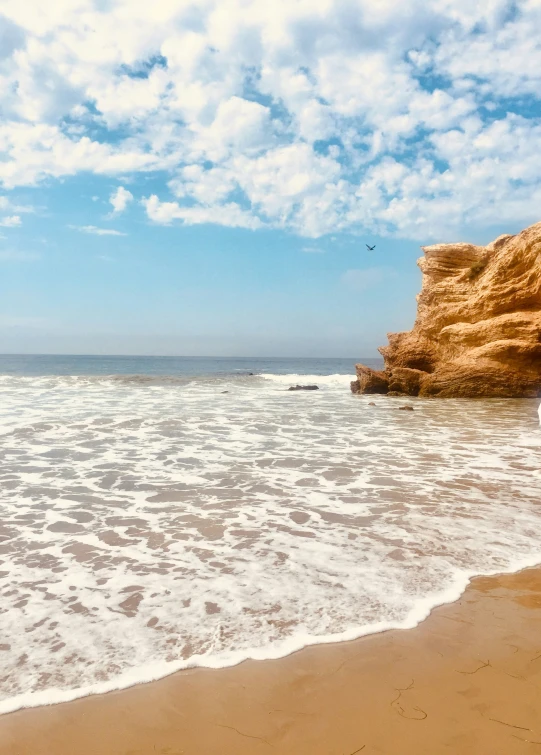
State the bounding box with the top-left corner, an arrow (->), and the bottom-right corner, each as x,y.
0,0 -> 540,357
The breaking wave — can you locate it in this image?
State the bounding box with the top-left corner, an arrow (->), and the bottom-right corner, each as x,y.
1,371 -> 540,714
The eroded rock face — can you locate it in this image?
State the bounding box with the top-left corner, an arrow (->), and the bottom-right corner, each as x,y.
352,221 -> 541,398
350,366 -> 389,394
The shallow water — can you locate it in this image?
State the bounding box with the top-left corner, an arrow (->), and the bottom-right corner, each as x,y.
0,359 -> 540,713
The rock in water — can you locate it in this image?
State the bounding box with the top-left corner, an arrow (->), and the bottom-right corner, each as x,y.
351,221 -> 541,398
353,365 -> 389,394
398,405 -> 414,411
288,385 -> 319,391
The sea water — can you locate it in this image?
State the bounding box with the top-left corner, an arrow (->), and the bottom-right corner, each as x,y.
1,355 -> 540,714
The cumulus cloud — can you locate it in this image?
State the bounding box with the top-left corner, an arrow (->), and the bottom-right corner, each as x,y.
142,195 -> 262,230
0,1 -> 539,239
0,215 -> 21,227
71,225 -> 127,236
109,186 -> 134,215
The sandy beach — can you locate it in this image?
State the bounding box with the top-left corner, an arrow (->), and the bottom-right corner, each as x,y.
2,565 -> 540,754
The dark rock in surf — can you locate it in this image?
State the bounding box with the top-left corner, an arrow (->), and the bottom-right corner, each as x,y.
288,385 -> 319,391
398,405 -> 414,411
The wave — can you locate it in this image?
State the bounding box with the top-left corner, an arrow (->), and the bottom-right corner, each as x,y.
260,373 -> 354,387
0,373 -> 257,389
1,376 -> 540,716
2,553 -> 541,716
0,371 -> 355,391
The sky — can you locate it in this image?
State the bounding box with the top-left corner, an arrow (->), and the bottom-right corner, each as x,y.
0,0 -> 540,357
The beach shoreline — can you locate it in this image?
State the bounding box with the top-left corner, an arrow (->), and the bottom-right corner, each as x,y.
2,565 -> 541,755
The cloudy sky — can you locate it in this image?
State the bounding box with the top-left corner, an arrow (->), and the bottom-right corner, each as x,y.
0,0 -> 539,356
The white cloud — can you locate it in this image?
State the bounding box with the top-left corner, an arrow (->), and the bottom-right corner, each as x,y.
0,215 -> 21,227
71,225 -> 127,236
169,165 -> 237,205
0,123 -> 166,188
342,266 -> 398,291
191,96 -> 274,161
142,195 -> 262,230
228,143 -> 345,236
109,186 -> 134,214
0,1 -> 539,238
0,196 -> 34,214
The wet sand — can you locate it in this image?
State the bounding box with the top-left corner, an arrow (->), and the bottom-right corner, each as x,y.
2,567 -> 541,755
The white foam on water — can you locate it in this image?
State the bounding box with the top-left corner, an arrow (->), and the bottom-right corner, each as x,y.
260,372 -> 354,387
1,374 -> 541,715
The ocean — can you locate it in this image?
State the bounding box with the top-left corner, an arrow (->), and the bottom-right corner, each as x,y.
1,354 -> 540,714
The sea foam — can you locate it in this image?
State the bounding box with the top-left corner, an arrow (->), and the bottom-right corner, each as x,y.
0,373 -> 540,714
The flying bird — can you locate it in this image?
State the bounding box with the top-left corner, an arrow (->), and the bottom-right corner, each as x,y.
366,244 -> 376,251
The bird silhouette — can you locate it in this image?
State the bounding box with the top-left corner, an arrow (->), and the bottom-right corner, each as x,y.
366,244 -> 376,251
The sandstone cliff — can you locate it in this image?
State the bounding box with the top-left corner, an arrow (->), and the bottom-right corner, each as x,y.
352,221 -> 541,398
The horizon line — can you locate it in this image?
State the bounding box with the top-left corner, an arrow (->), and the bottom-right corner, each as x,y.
0,352 -> 382,360
0,352 -> 381,360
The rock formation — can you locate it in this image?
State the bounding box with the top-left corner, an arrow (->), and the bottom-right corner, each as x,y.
352,221 -> 541,398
